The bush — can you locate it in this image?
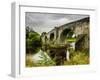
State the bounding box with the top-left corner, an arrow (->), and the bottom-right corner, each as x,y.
26,26 -> 41,54
64,51 -> 89,65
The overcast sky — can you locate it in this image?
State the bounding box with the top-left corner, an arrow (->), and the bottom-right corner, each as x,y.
25,12 -> 89,34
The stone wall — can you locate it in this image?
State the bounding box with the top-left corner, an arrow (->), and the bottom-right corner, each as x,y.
41,17 -> 89,50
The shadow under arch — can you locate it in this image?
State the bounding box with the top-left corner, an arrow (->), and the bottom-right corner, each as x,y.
50,33 -> 54,41
60,28 -> 72,42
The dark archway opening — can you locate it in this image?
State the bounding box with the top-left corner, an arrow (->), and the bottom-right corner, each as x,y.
45,36 -> 48,43
50,33 -> 54,41
60,28 -> 71,42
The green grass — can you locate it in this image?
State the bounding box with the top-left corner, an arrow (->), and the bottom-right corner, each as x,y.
64,51 -> 89,65
26,54 -> 36,67
67,38 -> 76,42
26,50 -> 89,67
26,54 -> 55,67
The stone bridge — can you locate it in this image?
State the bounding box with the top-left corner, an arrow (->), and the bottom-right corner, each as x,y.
41,17 -> 89,65
41,17 -> 89,48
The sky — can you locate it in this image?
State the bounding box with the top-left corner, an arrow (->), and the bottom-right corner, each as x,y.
25,12 -> 89,34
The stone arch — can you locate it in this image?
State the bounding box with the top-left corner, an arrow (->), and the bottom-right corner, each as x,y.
60,28 -> 71,42
50,33 -> 54,41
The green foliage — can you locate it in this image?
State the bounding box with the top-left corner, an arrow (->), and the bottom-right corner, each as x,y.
26,26 -> 41,54
64,51 -> 89,65
67,38 -> 76,42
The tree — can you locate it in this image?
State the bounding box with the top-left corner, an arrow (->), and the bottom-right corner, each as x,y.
26,26 -> 41,54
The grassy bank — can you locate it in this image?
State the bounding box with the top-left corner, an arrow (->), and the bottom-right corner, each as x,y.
64,51 -> 89,65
